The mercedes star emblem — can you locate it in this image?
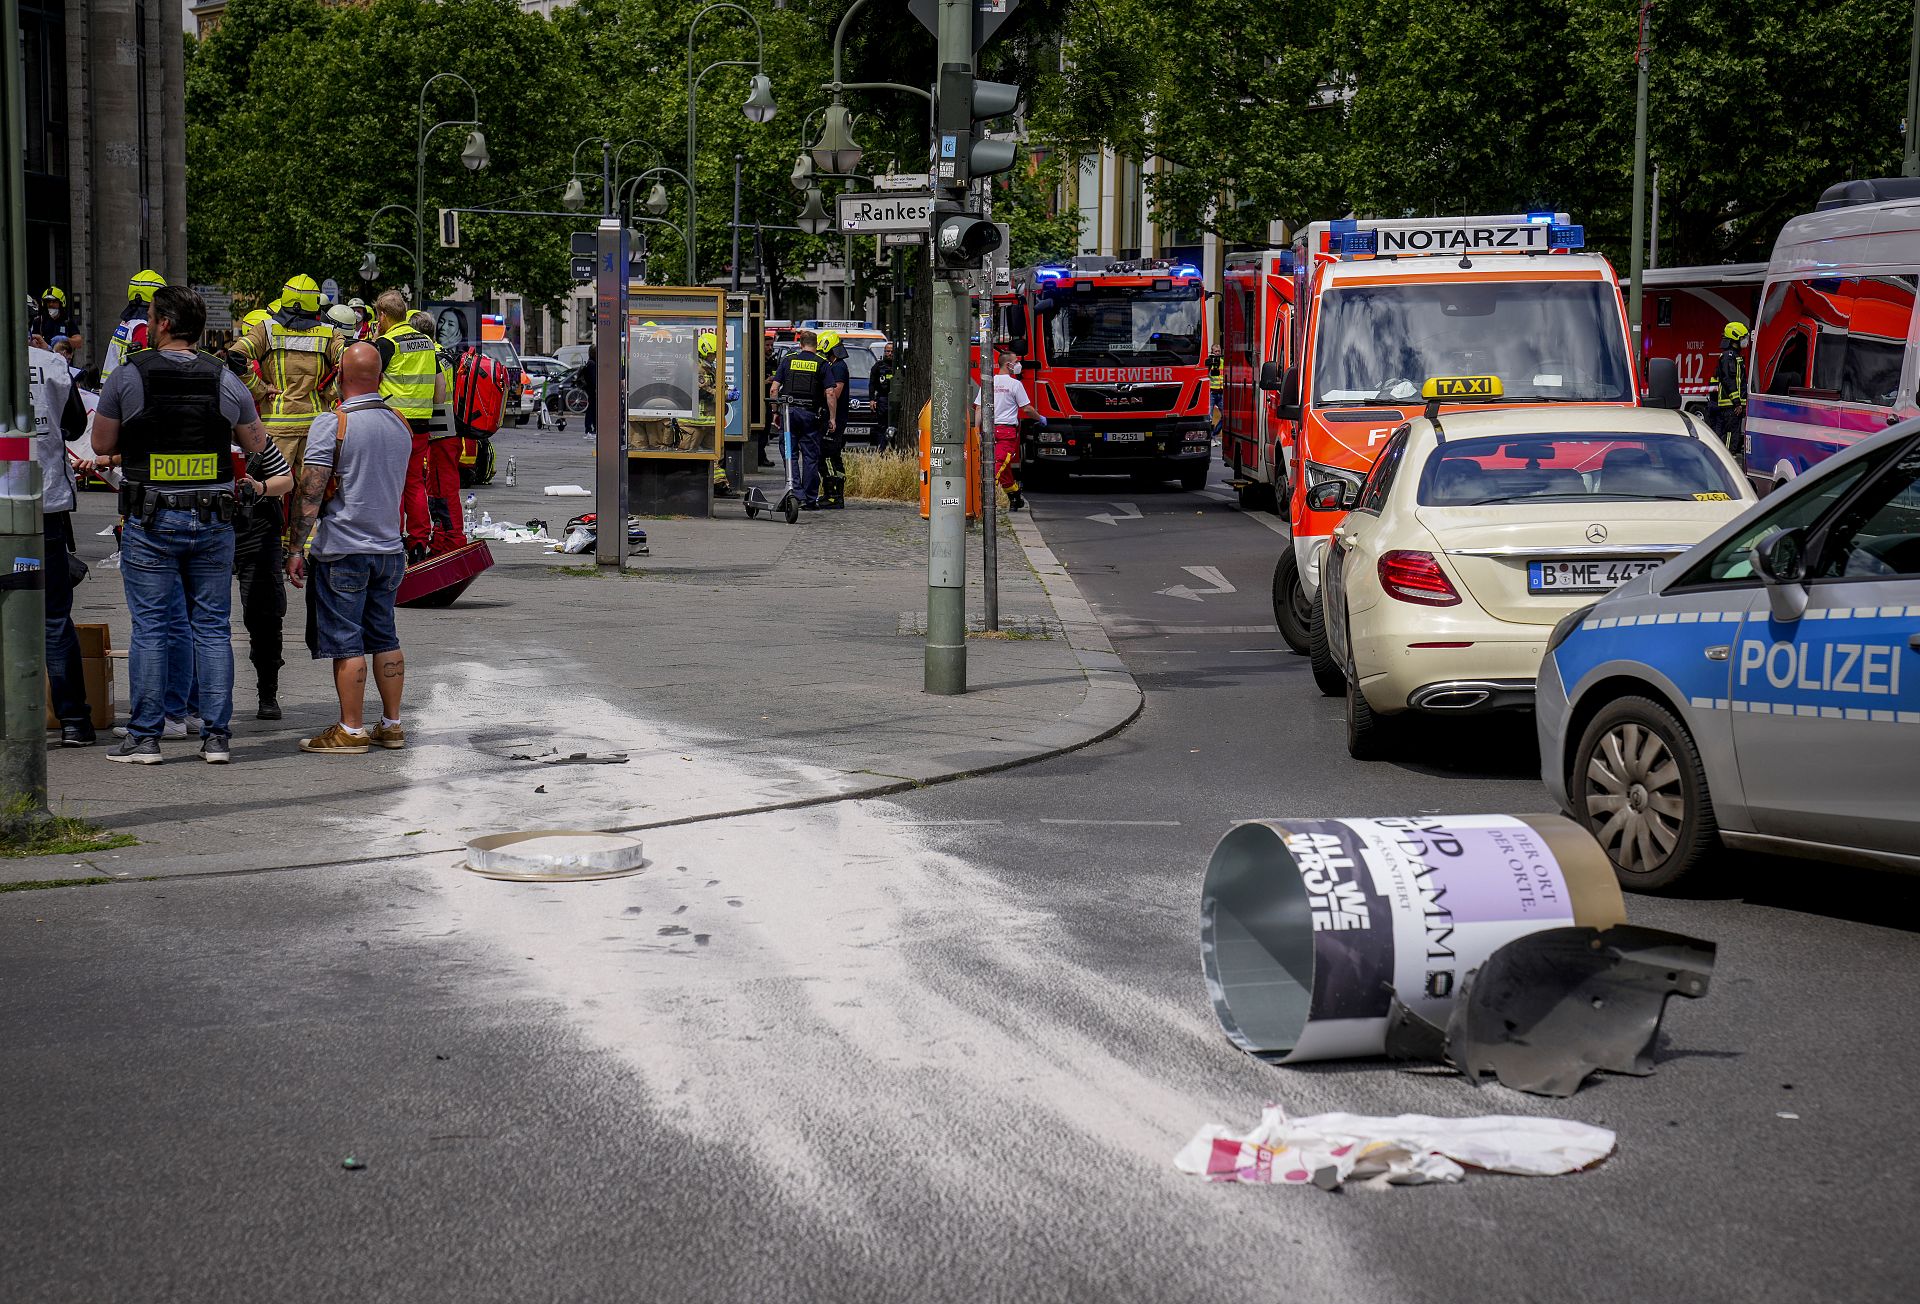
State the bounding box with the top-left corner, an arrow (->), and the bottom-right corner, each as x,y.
1586,524 -> 1609,544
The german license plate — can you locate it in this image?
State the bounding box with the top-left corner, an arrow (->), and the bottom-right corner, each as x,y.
1528,558 -> 1661,593
1106,431 -> 1146,443
845,425 -> 874,439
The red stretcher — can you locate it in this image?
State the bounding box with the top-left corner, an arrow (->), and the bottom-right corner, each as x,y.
397,539 -> 494,608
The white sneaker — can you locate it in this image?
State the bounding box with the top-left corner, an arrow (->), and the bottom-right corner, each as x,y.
114,718 -> 190,739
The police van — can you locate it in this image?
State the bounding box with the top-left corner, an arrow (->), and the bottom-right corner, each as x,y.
1537,418 -> 1920,892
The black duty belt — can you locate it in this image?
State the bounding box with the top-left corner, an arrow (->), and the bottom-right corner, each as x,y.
120,482 -> 237,526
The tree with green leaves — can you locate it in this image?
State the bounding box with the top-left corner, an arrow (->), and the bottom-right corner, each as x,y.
187,0 -> 586,308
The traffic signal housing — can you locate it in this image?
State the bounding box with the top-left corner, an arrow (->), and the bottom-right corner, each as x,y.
937,66 -> 1021,185
934,200 -> 1003,271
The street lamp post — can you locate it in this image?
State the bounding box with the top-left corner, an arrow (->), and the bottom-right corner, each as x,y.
686,2 -> 778,285
414,72 -> 489,306
562,136 -> 609,213
621,169 -> 696,278
1626,1 -> 1653,353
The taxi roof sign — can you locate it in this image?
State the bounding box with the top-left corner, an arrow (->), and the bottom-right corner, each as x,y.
1422,375 -> 1504,400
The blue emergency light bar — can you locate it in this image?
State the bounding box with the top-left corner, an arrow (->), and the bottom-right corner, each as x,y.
1033,266 -> 1068,281
1173,264 -> 1201,278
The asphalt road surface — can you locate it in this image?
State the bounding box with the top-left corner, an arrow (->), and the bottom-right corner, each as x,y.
7,466 -> 1917,1303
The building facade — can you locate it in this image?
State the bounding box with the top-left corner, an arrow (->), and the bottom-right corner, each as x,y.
21,0 -> 188,363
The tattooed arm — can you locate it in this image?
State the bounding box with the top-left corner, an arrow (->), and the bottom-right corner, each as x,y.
283,462 -> 330,588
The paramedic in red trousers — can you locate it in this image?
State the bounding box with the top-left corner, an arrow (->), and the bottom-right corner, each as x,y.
992,341 -> 1039,511
371,290 -> 442,563
414,311 -> 466,553
285,344 -> 413,755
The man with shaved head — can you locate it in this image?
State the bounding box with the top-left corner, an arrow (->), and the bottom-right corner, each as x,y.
286,341 -> 415,754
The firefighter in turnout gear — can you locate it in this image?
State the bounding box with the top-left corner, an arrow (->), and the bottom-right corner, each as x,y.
1709,321 -> 1749,455
102,269 -> 169,382
229,273 -> 345,476
817,329 -> 850,510
372,290 -> 445,561
697,330 -> 719,421
769,329 -> 829,509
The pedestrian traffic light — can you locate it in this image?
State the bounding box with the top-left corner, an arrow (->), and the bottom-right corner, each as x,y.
936,66 -> 1021,185
933,200 -> 1002,271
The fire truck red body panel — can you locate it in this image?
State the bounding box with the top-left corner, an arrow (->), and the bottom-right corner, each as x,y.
1220,250 -> 1297,509
1638,263 -> 1765,406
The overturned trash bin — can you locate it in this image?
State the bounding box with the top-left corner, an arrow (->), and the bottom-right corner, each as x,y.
1201,815 -> 1626,1063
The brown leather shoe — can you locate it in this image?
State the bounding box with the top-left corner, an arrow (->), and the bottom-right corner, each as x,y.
368,721 -> 407,750
298,723 -> 371,754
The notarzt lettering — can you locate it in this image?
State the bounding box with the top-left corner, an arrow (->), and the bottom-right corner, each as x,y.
1377,224 -> 1549,254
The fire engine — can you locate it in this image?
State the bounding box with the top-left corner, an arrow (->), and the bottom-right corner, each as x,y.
1269,213 -> 1645,661
997,256 -> 1213,489
1638,263 -> 1763,412
1220,248 -> 1297,511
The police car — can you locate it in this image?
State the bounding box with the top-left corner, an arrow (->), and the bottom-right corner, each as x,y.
1538,419 -> 1920,891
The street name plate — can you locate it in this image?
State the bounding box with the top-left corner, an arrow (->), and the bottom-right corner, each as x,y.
836,192 -> 934,234
874,172 -> 931,191
882,232 -> 926,246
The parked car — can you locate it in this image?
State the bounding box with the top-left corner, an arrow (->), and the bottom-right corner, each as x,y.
1538,417 -> 1920,891
1317,394 -> 1755,760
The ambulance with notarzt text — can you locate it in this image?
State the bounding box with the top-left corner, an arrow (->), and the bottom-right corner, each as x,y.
1268,213 -> 1643,657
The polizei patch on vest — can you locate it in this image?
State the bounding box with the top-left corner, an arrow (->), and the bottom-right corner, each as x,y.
149,452 -> 218,482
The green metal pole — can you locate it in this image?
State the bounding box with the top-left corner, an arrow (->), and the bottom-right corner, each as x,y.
925,0 -> 970,695
1627,2 -> 1652,355
1905,0 -> 1920,177
2,0 -> 49,810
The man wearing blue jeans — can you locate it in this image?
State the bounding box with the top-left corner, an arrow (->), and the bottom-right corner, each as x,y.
285,343 -> 413,755
91,286 -> 267,764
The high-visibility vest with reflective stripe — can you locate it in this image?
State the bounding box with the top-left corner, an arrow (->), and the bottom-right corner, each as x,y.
380,325 -> 438,419
101,317 -> 145,381
257,318 -> 341,432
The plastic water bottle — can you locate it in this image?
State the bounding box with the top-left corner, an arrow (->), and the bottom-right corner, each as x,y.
464,492 -> 476,534
505,455 -> 518,487
479,509 -> 492,532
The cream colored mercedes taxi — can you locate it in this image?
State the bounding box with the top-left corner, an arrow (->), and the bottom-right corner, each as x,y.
1310,382 -> 1755,758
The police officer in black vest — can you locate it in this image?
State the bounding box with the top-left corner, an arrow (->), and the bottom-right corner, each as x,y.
770,329 -> 829,509
91,285 -> 270,765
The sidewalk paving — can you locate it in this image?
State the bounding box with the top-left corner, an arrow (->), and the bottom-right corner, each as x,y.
19,425 -> 1139,882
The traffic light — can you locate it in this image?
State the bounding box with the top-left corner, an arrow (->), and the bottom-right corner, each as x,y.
934,199 -> 1003,271
936,65 -> 1021,185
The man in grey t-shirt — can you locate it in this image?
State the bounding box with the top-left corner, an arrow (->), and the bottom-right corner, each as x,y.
286,343 -> 414,755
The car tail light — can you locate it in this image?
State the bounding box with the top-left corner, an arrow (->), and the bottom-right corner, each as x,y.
1379,550 -> 1461,606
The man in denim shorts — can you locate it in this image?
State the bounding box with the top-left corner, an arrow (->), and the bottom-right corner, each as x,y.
285,343 -> 413,754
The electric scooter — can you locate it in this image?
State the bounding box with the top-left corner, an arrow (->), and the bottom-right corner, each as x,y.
744,395 -> 802,525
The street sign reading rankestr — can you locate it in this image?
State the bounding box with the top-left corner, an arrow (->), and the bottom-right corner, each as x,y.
836,192 -> 934,233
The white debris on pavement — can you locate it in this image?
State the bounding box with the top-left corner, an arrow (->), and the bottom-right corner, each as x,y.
1174,1105 -> 1616,1189
543,484 -> 591,496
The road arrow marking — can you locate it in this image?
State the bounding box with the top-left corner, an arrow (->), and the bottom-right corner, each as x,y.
1157,565 -> 1236,603
1086,502 -> 1142,525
